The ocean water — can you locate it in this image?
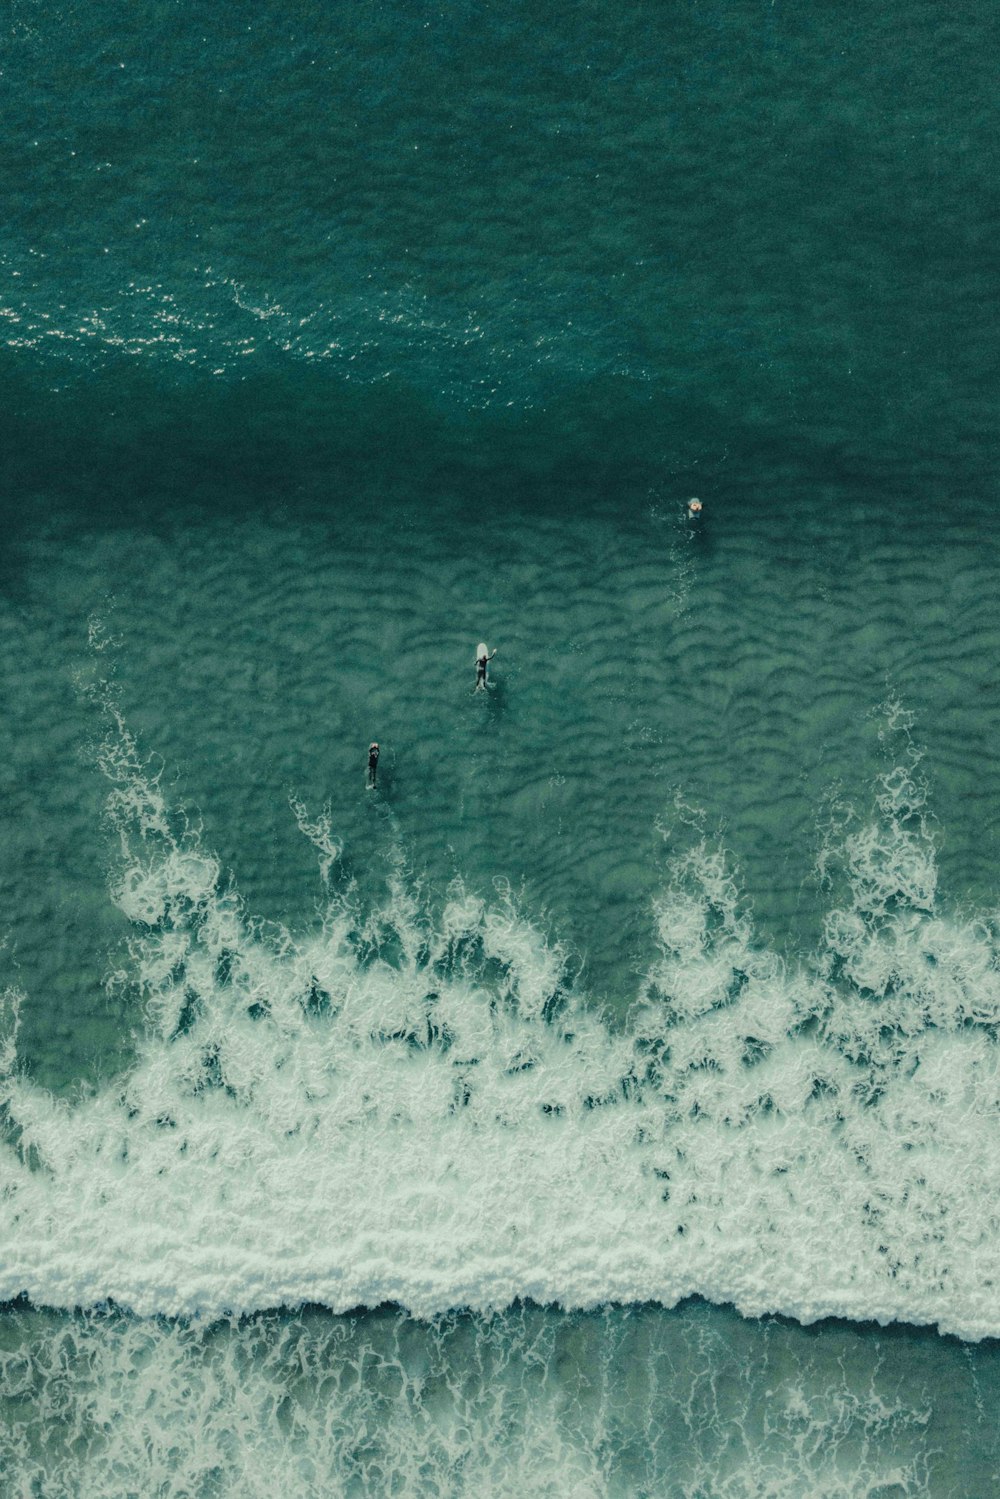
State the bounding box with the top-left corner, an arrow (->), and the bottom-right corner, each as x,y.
3,0 -> 1000,1492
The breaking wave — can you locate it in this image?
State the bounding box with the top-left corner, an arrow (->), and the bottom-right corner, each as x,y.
2,703 -> 1000,1342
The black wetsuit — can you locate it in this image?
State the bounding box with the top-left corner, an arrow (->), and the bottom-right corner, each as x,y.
367,745 -> 379,785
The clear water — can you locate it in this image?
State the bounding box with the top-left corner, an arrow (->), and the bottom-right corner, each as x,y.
3,0 -> 1000,1492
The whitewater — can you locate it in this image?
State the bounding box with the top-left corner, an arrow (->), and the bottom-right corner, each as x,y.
3,691 -> 998,1345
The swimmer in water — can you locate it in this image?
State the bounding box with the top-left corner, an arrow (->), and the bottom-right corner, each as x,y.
475,643 -> 497,691
367,741 -> 379,789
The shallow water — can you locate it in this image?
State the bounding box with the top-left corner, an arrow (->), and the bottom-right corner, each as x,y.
3,1299 -> 999,1499
3,0 -> 1000,1491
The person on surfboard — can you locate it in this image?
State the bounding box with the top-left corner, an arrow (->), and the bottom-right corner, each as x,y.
367,741 -> 380,789
475,643 -> 497,691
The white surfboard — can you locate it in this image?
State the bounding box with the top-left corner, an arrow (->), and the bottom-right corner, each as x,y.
475,643 -> 493,692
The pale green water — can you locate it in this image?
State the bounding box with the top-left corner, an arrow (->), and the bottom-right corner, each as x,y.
1,1300 -> 997,1498
4,492 -> 999,1094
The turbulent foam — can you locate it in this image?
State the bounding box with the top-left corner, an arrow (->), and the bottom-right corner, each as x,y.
3,712 -> 1000,1340
0,1302 -> 948,1499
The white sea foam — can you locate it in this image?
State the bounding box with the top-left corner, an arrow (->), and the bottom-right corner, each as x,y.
289,792 -> 342,887
2,712 -> 1000,1341
0,1302 -> 941,1499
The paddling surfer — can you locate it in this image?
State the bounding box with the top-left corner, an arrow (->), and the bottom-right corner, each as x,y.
367,741 -> 379,789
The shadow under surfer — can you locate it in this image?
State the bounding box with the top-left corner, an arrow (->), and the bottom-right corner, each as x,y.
475,642 -> 497,691
367,741 -> 379,789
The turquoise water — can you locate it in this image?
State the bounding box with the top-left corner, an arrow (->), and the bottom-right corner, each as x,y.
3,0 -> 1000,1492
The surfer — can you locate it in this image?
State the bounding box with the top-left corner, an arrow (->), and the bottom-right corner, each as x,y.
687,498 -> 703,517
475,643 -> 497,691
367,741 -> 379,789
